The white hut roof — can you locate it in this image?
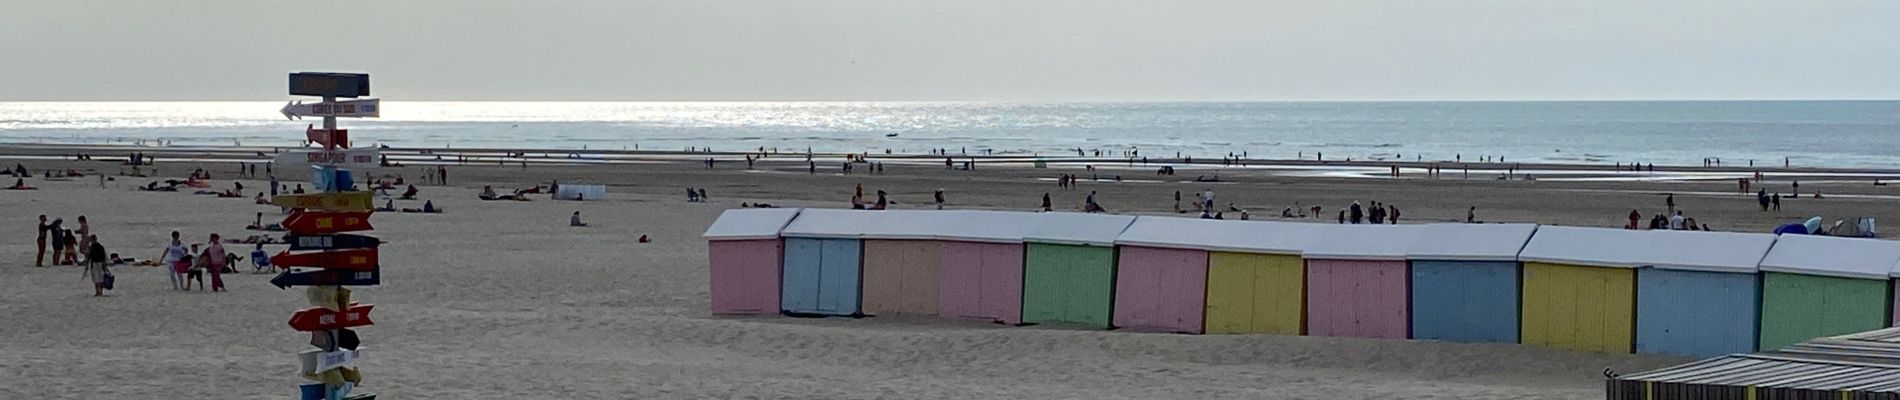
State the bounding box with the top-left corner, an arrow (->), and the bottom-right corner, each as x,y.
1405,223 -> 1539,262
1758,234 -> 1900,280
1022,212 -> 1136,247
1301,224 -> 1423,261
931,210 -> 1042,243
1635,230 -> 1776,274
1114,217 -> 1314,254
778,208 -> 870,239
702,208 -> 802,240
1517,226 -> 1648,268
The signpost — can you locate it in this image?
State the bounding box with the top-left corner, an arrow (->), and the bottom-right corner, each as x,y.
270,268 -> 381,289
277,71 -> 381,400
289,234 -> 382,251
274,192 -> 374,212
307,126 -> 350,148
288,304 -> 376,331
281,211 -> 374,234
272,249 -> 380,271
281,98 -> 381,120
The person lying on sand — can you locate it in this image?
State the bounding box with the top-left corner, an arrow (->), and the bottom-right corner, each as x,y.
400,200 -> 443,214
400,185 -> 418,200
7,178 -> 36,190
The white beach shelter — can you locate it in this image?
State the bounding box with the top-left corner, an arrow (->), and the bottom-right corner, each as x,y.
1114,217 -> 1317,254
1302,224 -> 1423,261
1634,230 -> 1776,274
932,210 -> 1041,244
1517,226 -> 1648,269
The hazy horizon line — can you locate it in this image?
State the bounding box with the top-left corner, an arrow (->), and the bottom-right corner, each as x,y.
4,98 -> 1898,103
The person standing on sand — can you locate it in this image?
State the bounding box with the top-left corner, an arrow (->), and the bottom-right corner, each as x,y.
75,216 -> 91,263
36,215 -> 49,267
48,218 -> 66,265
1771,193 -> 1781,211
84,235 -> 109,296
1041,193 -> 1053,212
161,232 -> 188,290
1348,202 -> 1363,224
1792,180 -> 1800,198
1466,207 -> 1477,223
1389,205 -> 1400,224
934,189 -> 945,210
1173,191 -> 1181,213
1669,211 -> 1686,230
1627,210 -> 1641,230
204,234 -> 227,292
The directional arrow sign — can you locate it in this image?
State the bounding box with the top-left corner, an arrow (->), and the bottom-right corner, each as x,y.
274,192 -> 373,212
274,147 -> 380,167
282,211 -> 374,235
298,348 -> 364,375
272,249 -> 379,271
271,267 -> 381,289
306,125 -> 350,149
289,234 -> 382,251
289,303 -> 375,331
281,98 -> 380,120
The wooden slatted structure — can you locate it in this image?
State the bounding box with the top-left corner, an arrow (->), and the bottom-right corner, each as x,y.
1608,327 -> 1900,400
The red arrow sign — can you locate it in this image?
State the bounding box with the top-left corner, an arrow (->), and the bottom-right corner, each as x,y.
272,248 -> 378,271
306,125 -> 350,149
282,211 -> 374,235
287,303 -> 375,331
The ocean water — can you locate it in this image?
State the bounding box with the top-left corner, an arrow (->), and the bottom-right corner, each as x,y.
2,101 -> 1897,168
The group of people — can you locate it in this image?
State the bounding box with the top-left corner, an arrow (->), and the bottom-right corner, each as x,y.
849,184 -> 889,210
158,231 -> 237,292
1336,201 -> 1401,225
686,188 -> 710,202
36,215 -> 113,296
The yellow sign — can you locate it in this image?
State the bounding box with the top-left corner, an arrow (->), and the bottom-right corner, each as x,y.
273,192 -> 373,212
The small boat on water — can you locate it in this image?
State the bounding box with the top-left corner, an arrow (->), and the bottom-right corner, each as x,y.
885,133 -> 899,137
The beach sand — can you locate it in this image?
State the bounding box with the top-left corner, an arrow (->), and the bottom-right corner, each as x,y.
8,145 -> 1894,399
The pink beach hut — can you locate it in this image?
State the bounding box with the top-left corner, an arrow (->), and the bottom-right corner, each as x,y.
703,208 -> 803,315
933,210 -> 1039,325
1109,216 -> 1219,333
1301,224 -> 1423,339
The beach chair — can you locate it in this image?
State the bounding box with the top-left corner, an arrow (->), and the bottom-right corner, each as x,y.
251,250 -> 273,273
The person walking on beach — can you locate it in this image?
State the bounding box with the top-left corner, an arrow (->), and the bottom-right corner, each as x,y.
1771,193 -> 1781,211
1388,205 -> 1400,224
1627,210 -> 1641,229
1664,193 -> 1675,214
934,189 -> 945,210
1173,191 -> 1182,213
161,231 -> 188,290
1466,207 -> 1478,223
1041,193 -> 1052,212
203,234 -> 227,292
1757,189 -> 1770,211
1791,180 -> 1800,198
1349,202 -> 1363,224
36,215 -> 49,267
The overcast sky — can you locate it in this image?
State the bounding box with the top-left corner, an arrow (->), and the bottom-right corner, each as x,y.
2,0 -> 1897,101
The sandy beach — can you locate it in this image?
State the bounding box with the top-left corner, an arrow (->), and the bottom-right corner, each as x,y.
10,144 -> 1897,399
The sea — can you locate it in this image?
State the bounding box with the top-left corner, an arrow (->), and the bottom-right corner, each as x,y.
2,101 -> 1897,169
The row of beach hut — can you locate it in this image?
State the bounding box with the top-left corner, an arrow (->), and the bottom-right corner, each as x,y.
704,208 -> 1900,358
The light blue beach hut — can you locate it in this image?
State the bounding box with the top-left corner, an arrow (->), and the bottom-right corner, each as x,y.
1406,223 -> 1538,343
1631,230 -> 1776,358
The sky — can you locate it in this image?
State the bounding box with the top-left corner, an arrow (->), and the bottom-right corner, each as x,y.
2,0 -> 1898,101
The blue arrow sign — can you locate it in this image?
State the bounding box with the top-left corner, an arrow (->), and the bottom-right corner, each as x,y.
288,234 -> 382,251
271,267 -> 381,289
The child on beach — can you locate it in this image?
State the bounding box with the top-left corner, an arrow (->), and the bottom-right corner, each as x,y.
571,211 -> 588,227
83,235 -> 110,296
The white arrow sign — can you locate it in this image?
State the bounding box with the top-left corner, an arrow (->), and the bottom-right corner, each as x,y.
274,147 -> 381,166
298,347 -> 362,374
282,98 -> 381,120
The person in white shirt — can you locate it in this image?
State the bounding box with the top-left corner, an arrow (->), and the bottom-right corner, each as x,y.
1669,211 -> 1686,230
